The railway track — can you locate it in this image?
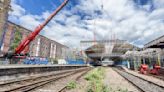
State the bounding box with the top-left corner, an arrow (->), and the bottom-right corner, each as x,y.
114,68 -> 164,92
0,67 -> 90,92
58,68 -> 91,92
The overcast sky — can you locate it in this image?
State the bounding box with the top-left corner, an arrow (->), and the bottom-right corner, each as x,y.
9,0 -> 164,48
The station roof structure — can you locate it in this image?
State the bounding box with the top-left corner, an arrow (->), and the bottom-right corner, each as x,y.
144,35 -> 164,49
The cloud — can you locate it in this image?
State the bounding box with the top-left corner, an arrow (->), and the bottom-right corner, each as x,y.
9,0 -> 164,48
10,0 -> 25,17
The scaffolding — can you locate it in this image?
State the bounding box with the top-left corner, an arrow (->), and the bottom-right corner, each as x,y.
80,39 -> 137,62
123,48 -> 164,69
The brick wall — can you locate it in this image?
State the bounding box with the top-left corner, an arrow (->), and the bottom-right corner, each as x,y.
39,36 -> 51,57
1,23 -> 13,52
29,36 -> 40,56
0,0 -> 69,60
50,41 -> 57,58
3,21 -> 69,59
0,0 -> 10,49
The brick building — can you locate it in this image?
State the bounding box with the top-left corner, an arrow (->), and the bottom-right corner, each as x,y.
0,0 -> 69,60
1,21 -> 69,59
0,0 -> 10,49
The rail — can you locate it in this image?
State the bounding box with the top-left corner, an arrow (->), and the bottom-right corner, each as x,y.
113,68 -> 164,92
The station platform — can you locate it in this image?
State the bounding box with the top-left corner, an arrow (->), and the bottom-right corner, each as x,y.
0,64 -> 87,76
0,64 -> 87,69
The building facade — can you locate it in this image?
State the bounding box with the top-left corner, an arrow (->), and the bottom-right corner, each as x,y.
1,21 -> 69,59
0,0 -> 10,49
0,0 -> 69,60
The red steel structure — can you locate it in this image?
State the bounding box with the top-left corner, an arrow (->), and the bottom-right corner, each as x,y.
4,0 -> 69,58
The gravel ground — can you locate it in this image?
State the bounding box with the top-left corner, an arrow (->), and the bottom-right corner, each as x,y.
123,67 -> 164,87
32,70 -> 88,92
104,67 -> 140,92
66,74 -> 89,92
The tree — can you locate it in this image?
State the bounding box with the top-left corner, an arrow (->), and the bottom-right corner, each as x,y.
10,28 -> 22,51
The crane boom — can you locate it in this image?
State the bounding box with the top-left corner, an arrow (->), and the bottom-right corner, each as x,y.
15,0 -> 69,54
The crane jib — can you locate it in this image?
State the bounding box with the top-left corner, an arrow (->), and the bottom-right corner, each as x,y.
14,0 -> 69,55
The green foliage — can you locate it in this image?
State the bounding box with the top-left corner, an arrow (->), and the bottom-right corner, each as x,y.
10,29 -> 22,51
49,58 -> 57,64
85,67 -> 109,92
102,85 -> 110,92
116,87 -> 128,92
85,67 -> 105,81
53,58 -> 58,64
66,81 -> 77,89
86,81 -> 109,92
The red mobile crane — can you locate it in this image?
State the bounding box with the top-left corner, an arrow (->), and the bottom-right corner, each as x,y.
4,0 -> 69,59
